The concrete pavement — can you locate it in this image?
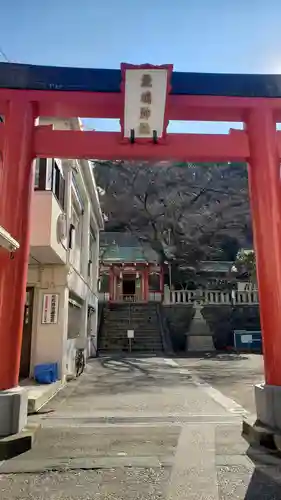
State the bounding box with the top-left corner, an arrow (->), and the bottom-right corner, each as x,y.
1,355 -> 281,499
176,353 -> 264,414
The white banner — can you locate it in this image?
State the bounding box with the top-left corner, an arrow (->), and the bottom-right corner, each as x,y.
123,67 -> 170,139
42,293 -> 59,324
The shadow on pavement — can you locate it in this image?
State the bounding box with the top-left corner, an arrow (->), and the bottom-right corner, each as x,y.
69,356 -> 193,397
245,466 -> 281,499
200,352 -> 250,361
100,356 -> 151,374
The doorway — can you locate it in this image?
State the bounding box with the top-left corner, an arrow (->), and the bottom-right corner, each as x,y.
122,275 -> 136,299
20,287 -> 34,379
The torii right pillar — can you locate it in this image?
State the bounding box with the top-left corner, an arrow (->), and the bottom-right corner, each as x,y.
247,106 -> 281,429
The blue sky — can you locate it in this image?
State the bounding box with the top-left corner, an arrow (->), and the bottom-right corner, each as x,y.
1,0 -> 281,133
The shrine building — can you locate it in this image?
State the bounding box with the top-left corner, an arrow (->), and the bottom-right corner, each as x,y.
99,233 -> 163,302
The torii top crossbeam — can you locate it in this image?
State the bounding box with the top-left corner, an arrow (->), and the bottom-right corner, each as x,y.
1,62 -> 281,124
1,61 -> 281,97
1,62 -> 281,163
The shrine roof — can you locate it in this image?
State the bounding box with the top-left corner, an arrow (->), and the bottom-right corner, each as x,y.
100,232 -> 159,263
1,62 -> 281,97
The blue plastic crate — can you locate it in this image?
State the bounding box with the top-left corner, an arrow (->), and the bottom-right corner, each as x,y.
34,363 -> 58,384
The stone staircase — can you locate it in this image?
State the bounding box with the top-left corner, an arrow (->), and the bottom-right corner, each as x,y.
98,303 -> 164,354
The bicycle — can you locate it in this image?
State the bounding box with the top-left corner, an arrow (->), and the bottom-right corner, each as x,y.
75,348 -> 85,377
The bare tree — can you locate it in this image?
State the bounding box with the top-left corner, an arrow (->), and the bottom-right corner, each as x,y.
94,160 -> 251,284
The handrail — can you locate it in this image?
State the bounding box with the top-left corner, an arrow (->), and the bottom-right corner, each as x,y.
156,304 -> 174,355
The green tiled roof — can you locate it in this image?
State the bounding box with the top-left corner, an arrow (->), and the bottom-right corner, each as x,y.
101,246 -> 150,262
100,232 -> 159,263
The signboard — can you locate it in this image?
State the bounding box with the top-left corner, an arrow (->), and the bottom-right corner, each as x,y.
121,63 -> 172,140
233,330 -> 262,352
241,334 -> 253,344
42,293 -> 59,324
127,329 -> 134,339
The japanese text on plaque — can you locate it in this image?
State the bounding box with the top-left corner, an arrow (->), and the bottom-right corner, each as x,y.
139,73 -> 153,135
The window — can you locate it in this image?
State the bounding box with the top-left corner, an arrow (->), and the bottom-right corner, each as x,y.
34,158 -> 47,190
149,273 -> 160,292
71,204 -> 83,273
52,159 -> 65,208
100,274 -> 109,293
34,158 -> 65,209
88,230 -> 96,276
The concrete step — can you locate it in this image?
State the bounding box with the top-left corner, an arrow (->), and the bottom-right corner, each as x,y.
100,327 -> 162,333
0,422 -> 41,461
99,339 -> 163,346
100,336 -> 162,341
105,304 -> 158,309
102,322 -> 160,327
104,308 -> 158,312
99,342 -> 163,346
103,322 -> 159,327
100,333 -> 162,338
101,328 -> 161,332
104,310 -> 158,315
100,336 -> 162,343
99,346 -> 163,353
103,324 -> 159,328
100,304 -> 163,354
23,380 -> 63,414
103,316 -> 158,321
99,338 -> 163,345
104,310 -> 158,314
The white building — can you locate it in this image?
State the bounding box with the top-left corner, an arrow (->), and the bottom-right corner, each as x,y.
21,117 -> 103,382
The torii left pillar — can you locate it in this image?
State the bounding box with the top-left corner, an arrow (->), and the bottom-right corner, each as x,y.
0,98 -> 35,436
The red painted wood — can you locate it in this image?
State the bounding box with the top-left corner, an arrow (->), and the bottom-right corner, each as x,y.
1,89 -> 281,121
0,84 -> 281,388
246,108 -> 281,385
33,128 -> 249,162
0,99 -> 35,390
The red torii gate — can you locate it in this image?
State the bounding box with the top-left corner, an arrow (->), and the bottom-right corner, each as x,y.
0,63 -> 281,429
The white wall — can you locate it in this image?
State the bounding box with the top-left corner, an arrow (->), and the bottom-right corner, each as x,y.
87,309 -> 98,357
28,266 -> 69,380
30,191 -> 67,264
27,118 -> 103,379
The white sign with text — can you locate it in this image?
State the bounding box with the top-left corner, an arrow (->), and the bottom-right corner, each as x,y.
42,293 -> 59,324
123,69 -> 169,139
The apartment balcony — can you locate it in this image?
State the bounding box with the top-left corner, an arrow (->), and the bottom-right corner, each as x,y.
29,190 -> 67,265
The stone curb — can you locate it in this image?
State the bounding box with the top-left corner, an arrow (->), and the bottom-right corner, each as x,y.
0,423 -> 41,461
242,416 -> 278,452
27,380 -> 63,414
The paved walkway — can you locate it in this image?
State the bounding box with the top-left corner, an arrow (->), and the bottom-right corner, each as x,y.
1,356 -> 281,499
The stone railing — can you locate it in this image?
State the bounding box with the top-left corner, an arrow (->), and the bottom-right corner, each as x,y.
167,289 -> 259,305
98,292 -> 162,303
99,289 -> 259,306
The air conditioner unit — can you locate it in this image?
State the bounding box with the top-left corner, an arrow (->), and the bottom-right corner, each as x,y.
0,225 -> 20,252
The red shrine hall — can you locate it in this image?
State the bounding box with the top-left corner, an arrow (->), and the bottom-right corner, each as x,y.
99,233 -> 163,302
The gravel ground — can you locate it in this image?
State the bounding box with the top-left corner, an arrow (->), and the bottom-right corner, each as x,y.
0,467 -> 170,500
